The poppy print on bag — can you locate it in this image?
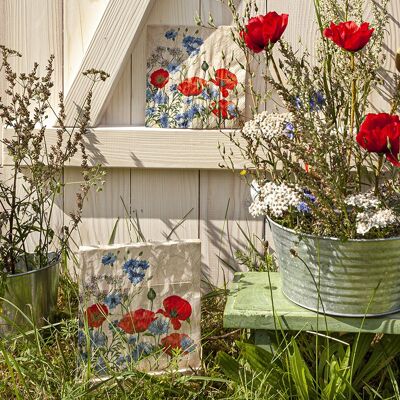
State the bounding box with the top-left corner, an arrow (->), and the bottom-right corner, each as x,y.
146,25 -> 246,129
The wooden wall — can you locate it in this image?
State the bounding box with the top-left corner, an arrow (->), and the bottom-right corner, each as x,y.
1,0 -> 399,287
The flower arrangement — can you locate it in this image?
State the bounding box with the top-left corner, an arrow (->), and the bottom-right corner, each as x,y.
224,0 -> 400,239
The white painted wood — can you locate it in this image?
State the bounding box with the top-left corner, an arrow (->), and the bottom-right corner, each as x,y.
130,169 -> 199,241
63,0 -> 109,93
199,169 -> 263,288
2,0 -> 63,106
2,127 -> 246,169
63,167 -> 131,276
64,0 -> 156,127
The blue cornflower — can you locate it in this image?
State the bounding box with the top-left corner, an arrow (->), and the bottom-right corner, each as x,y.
201,89 -> 211,100
145,107 -> 155,117
132,342 -> 154,362
128,335 -> 137,345
90,330 -> 107,348
154,91 -> 168,105
170,83 -> 178,92
285,122 -> 295,139
294,96 -> 302,109
297,201 -> 311,213
182,35 -> 203,56
146,88 -> 153,101
184,96 -> 193,105
176,113 -> 190,128
297,189 -> 316,214
123,259 -> 150,285
77,330 -> 86,346
160,113 -> 169,128
180,336 -> 195,353
116,354 -> 126,367
187,105 -> 200,119
166,63 -> 180,73
102,252 -> 117,266
227,103 -> 238,118
309,91 -> 325,111
94,356 -> 107,373
165,29 -> 178,40
104,292 -> 121,310
148,318 -> 169,335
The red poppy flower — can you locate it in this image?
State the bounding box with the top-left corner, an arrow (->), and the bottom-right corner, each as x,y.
157,295 -> 192,330
150,69 -> 169,89
356,113 -> 400,166
118,309 -> 156,334
161,333 -> 192,355
323,21 -> 374,52
177,77 -> 207,96
85,303 -> 109,328
210,69 -> 238,98
240,12 -> 288,53
211,99 -> 236,120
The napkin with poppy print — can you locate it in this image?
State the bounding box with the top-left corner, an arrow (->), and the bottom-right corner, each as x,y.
78,240 -> 201,375
145,25 -> 247,129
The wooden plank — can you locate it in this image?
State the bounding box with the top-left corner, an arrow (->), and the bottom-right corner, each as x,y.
130,169 -> 199,241
369,1 -> 400,113
63,0 -> 155,127
2,0 -> 63,107
99,55 -> 132,125
2,127 -> 246,169
63,167 -> 131,276
199,170 -> 263,288
63,0 -> 109,93
224,272 -> 400,334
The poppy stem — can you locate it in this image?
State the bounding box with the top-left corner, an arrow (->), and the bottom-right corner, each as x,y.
375,154 -> 384,195
350,53 -> 357,138
271,55 -> 283,86
348,53 -> 357,170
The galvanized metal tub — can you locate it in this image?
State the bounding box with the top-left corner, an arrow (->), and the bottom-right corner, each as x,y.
268,218 -> 400,317
0,257 -> 59,335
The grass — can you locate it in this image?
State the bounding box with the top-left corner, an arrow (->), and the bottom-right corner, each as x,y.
1,238 -> 400,399
0,269 -> 242,400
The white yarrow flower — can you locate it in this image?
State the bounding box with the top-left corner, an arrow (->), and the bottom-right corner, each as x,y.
356,209 -> 399,235
345,191 -> 381,210
242,112 -> 294,141
249,181 -> 301,218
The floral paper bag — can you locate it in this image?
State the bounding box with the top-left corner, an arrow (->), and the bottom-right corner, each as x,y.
145,25 -> 246,129
78,240 -> 201,375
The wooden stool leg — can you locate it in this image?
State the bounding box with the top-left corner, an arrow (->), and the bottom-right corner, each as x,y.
253,330 -> 274,353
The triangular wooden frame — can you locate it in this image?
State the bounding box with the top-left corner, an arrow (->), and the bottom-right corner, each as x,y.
63,0 -> 155,127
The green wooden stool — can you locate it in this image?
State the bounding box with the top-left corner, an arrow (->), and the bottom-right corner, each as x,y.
223,272 -> 400,350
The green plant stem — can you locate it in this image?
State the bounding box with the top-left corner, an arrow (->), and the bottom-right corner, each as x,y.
350,53 -> 357,141
270,55 -> 284,86
375,154 -> 384,195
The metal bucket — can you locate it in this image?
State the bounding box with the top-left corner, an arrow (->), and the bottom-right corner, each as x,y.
0,258 -> 60,335
268,218 -> 400,317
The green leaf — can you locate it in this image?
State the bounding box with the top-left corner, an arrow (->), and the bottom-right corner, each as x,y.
288,338 -> 314,400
